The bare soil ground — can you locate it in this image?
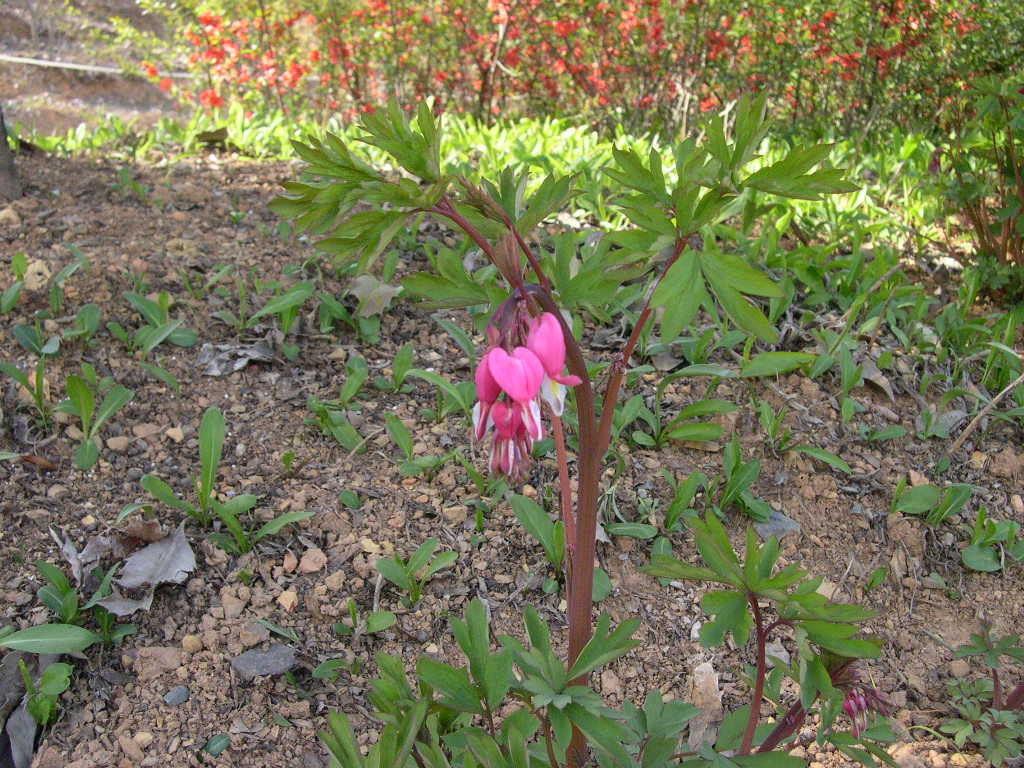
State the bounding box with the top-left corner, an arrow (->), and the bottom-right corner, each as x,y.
0,146 -> 1022,768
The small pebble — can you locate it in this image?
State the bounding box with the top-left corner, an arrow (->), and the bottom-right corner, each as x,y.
163,685 -> 190,706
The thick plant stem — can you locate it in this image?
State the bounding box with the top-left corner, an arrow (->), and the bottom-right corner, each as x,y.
756,700 -> 807,753
430,198 -> 497,262
524,286 -> 598,768
740,593 -> 769,755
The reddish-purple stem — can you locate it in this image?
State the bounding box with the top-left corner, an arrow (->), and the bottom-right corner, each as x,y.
756,700 -> 807,753
740,592 -> 769,755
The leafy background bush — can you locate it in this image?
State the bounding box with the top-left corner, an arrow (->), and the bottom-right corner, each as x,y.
114,0 -> 1022,137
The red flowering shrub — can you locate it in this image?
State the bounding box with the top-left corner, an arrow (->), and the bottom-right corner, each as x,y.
135,0 -> 1019,135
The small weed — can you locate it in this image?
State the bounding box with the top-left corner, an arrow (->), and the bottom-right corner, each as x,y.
55,364 -> 133,470
940,623 -> 1024,765
20,660 -> 73,725
375,538 -> 457,608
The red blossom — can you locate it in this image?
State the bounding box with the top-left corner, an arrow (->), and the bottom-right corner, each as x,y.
199,89 -> 223,108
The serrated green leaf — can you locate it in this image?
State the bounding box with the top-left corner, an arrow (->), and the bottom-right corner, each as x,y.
416,658 -> 483,713
700,590 -> 753,647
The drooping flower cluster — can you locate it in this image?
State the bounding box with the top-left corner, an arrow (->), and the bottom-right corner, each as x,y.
842,685 -> 893,739
473,312 -> 580,478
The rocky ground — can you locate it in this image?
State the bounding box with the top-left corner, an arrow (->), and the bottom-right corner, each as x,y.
0,146 -> 1021,768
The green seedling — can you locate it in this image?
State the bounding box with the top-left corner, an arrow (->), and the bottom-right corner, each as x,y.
891,480 -> 973,526
1,251 -> 27,314
338,489 -> 362,510
140,406 -> 226,526
0,358 -> 51,427
63,303 -> 102,344
755,399 -> 797,455
864,566 -> 889,593
49,245 -> 89,316
375,537 -> 457,608
509,494 -> 565,593
373,343 -> 415,392
312,654 -> 363,681
307,393 -> 366,453
434,316 -> 477,368
661,468 -> 707,532
316,290 -> 382,343
332,598 -> 397,639
632,366 -> 737,448
860,425 -> 907,442
338,355 -> 368,407
19,660 -> 73,725
208,498 -> 314,555
916,406 -> 951,439
212,272 -> 252,331
178,263 -> 234,301
112,167 -> 152,204
256,618 -> 300,644
457,453 -> 509,533
709,432 -> 774,521
35,560 -> 136,647
838,346 -> 865,428
248,280 -> 314,359
279,450 -> 313,478
925,571 -> 962,600
55,366 -> 133,470
384,413 -> 459,479
605,494 -> 660,542
136,359 -> 180,392
13,321 -> 60,357
111,290 -> 198,356
307,351 -> 370,444
961,507 -> 1024,573
406,368 -> 475,424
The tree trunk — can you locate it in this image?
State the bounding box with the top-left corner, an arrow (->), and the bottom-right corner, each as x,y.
0,102 -> 23,201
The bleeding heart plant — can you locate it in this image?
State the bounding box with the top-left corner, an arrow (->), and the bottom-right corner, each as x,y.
274,96 -> 896,767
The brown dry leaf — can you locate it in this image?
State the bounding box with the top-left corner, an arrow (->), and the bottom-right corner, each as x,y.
19,455 -> 57,472
116,523 -> 195,590
861,357 -> 894,401
98,523 -> 196,616
123,519 -> 165,543
196,341 -> 275,377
